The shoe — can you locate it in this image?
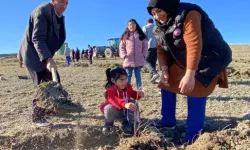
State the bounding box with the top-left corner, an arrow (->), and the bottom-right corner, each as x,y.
102,121 -> 114,135
32,118 -> 52,127
155,120 -> 176,130
102,127 -> 111,135
122,120 -> 133,135
150,73 -> 160,83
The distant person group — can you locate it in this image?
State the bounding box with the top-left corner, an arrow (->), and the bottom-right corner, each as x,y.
18,0 -> 232,145
64,44 -> 95,66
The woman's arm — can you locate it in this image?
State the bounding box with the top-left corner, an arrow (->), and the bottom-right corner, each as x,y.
179,10 -> 203,93
119,40 -> 127,59
183,10 -> 203,73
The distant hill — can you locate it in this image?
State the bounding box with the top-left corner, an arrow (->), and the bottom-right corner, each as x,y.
0,53 -> 17,59
0,44 -> 249,60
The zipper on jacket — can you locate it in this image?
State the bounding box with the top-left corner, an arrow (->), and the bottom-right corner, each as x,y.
133,32 -> 135,66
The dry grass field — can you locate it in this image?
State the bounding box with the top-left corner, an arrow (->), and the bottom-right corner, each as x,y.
0,45 -> 249,150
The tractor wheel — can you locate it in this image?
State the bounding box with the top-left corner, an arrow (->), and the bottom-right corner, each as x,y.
104,47 -> 113,58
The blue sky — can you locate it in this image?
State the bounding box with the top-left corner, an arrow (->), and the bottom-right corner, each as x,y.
0,0 -> 249,54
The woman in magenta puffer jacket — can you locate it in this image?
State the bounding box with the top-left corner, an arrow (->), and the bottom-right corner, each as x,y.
119,19 -> 148,89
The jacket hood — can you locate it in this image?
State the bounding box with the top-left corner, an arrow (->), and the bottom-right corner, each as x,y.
147,0 -> 180,16
147,0 -> 180,31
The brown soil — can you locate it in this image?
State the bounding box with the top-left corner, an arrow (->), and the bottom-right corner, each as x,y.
35,81 -> 84,113
187,120 -> 250,150
0,45 -> 249,149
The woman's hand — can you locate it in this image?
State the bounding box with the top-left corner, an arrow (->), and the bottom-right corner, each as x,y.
160,66 -> 170,86
179,70 -> 196,93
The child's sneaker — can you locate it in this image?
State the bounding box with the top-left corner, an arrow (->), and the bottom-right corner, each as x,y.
150,73 -> 160,83
102,126 -> 111,135
122,120 -> 133,135
102,121 -> 114,135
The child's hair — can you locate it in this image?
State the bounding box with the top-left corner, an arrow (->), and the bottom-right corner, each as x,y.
105,67 -> 127,89
120,19 -> 147,41
109,63 -> 123,68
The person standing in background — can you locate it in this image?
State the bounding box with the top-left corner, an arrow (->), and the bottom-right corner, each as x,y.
119,19 -> 148,89
81,48 -> 85,60
88,45 -> 93,64
75,47 -> 80,62
93,46 -> 98,58
70,48 -> 75,62
142,18 -> 160,83
64,44 -> 71,67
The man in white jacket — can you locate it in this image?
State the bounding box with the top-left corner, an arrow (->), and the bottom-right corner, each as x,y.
64,44 -> 71,67
142,18 -> 160,83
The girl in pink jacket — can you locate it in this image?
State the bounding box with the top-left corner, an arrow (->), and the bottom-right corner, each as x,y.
119,19 -> 148,88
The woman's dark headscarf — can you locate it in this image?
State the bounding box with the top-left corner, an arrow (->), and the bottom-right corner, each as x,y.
147,0 -> 180,30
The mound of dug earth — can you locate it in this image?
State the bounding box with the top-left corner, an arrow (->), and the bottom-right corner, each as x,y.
186,120 -> 250,150
116,132 -> 163,150
34,81 -> 85,113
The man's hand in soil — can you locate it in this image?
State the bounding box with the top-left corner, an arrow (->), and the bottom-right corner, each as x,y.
125,103 -> 136,111
46,58 -> 57,72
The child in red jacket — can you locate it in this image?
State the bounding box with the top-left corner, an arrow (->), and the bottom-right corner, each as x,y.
100,67 -> 144,135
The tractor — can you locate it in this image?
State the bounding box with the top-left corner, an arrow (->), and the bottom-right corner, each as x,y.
96,38 -> 120,58
104,38 -> 120,58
